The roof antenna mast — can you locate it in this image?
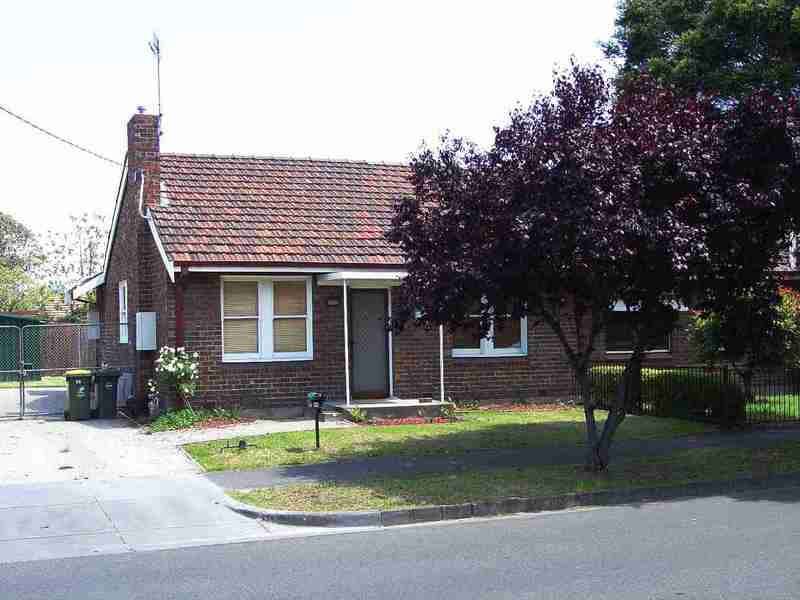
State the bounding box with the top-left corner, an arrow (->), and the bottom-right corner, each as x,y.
148,33 -> 162,137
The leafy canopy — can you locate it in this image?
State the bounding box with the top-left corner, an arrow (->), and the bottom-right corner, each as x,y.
605,0 -> 800,100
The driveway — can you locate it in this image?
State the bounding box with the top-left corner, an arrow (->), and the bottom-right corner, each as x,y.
0,416 -> 355,564
0,416 -> 351,484
0,387 -> 65,418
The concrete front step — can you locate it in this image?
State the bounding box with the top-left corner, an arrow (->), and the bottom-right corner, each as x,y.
339,402 -> 451,420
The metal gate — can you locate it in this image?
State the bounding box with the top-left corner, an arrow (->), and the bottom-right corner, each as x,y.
0,322 -> 127,419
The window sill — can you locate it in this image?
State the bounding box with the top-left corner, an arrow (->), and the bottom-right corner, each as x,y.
222,354 -> 313,364
451,350 -> 528,359
605,350 -> 670,356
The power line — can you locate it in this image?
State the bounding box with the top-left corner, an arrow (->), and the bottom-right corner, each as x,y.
0,103 -> 123,167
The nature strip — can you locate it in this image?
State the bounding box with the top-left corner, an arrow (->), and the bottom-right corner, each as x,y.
225,470 -> 800,529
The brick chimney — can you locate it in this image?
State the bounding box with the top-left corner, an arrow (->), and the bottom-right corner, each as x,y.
126,112 -> 160,210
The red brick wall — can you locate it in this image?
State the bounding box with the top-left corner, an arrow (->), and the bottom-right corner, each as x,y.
392,306 -> 694,405
182,274 -> 346,415
95,114 -> 174,410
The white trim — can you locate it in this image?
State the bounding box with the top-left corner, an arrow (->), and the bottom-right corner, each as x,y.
439,325 -> 445,402
118,280 -> 129,344
220,275 -> 314,362
72,272 -> 106,298
146,210 -> 175,283
318,270 -> 406,285
612,300 -> 689,312
102,160 -> 130,278
190,266 -> 334,274
387,287 -> 394,398
451,317 -> 528,358
343,279 -> 351,406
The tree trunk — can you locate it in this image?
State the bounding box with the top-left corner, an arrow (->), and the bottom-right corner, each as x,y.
584,355 -> 642,471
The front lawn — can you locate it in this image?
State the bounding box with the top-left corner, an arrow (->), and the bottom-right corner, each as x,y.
184,408 -> 712,472
231,441 -> 800,512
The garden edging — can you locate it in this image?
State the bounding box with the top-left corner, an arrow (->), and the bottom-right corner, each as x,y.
225,471 -> 800,528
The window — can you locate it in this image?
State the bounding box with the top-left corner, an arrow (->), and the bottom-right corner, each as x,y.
452,309 -> 527,358
118,280 -> 128,344
222,277 -> 313,362
605,311 -> 670,353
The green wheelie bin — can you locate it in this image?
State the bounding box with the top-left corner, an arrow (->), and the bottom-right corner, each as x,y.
64,369 -> 93,421
94,369 -> 121,419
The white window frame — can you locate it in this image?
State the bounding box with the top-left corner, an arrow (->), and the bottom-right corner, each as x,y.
118,280 -> 129,344
452,314 -> 528,358
605,301 -> 671,355
221,275 -> 313,363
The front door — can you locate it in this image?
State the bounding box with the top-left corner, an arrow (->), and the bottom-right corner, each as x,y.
350,290 -> 389,399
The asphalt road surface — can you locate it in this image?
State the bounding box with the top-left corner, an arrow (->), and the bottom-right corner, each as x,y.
2,486 -> 800,599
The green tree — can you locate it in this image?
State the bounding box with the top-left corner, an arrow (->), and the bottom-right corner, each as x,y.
0,264 -> 51,314
39,211 -> 109,290
605,0 -> 800,100
0,212 -> 41,271
688,285 -> 800,398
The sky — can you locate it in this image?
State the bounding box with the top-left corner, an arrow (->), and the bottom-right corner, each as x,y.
1,0 -> 618,236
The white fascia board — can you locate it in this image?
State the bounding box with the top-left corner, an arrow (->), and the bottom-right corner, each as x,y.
102,160 -> 129,276
146,210 -> 175,283
187,266 -> 335,273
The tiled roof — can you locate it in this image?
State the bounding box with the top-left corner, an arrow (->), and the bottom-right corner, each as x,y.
150,153 -> 413,267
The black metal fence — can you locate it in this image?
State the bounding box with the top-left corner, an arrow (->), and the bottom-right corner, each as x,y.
577,361 -> 800,426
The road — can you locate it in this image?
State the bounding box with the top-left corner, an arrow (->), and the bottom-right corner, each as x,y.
2,486 -> 800,599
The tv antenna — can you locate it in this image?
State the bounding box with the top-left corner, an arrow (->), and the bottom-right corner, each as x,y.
148,33 -> 162,136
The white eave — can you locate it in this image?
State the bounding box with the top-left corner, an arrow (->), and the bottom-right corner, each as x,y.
317,270 -> 407,287
71,272 -> 106,298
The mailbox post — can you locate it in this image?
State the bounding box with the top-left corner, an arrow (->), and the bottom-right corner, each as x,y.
307,392 -> 327,449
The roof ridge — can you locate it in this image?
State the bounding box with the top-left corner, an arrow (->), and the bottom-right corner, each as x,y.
160,152 -> 409,168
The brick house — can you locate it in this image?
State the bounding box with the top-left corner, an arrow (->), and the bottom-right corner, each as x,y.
70,112 -> 692,416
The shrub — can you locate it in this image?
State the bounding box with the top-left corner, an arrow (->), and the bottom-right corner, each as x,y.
149,346 -> 200,412
590,365 -> 746,425
347,407 -> 367,423
148,406 -> 241,432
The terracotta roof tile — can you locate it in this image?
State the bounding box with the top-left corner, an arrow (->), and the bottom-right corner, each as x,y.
150,154 -> 413,267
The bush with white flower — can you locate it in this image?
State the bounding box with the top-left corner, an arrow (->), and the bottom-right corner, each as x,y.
150,346 -> 200,410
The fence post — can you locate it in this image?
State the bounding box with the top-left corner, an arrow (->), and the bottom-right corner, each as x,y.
721,365 -> 729,427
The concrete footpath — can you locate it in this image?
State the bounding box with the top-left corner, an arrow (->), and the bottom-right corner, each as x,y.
206,428 -> 800,490
0,475 -> 342,565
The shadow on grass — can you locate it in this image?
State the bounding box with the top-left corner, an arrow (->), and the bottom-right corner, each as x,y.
231,442 -> 800,513
195,413 -> 714,475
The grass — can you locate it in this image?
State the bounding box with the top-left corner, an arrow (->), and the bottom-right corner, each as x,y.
231,441 -> 800,512
148,407 -> 244,432
184,408 -> 712,472
0,375 -> 66,389
748,394 -> 800,420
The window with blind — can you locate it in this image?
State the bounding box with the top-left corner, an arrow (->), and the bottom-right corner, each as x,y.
452,306 -> 527,358
221,277 -> 313,361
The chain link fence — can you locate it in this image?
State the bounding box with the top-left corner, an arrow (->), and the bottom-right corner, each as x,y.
0,322 -> 134,419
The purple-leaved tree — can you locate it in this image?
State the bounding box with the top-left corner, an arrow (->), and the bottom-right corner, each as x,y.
388,63 -> 800,471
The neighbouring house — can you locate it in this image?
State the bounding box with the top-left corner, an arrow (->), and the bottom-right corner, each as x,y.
70,113 -> 693,417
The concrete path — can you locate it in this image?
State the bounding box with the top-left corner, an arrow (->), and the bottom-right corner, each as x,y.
207,428 -> 800,489
0,474 -> 339,565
